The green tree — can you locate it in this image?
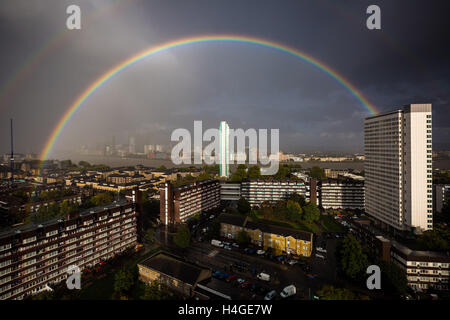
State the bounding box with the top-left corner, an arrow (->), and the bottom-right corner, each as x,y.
207,219 -> 221,239
157,165 -> 167,171
89,193 -> 114,207
114,267 -> 135,296
260,201 -> 274,220
317,285 -> 368,300
286,200 -> 303,222
274,165 -> 291,179
310,166 -> 326,180
303,202 -> 320,222
248,165 -> 261,179
236,230 -> 251,246
417,228 -> 449,252
144,228 -> 155,243
141,281 -> 174,300
78,161 -> 91,168
289,193 -> 306,207
59,200 -> 79,216
339,234 -> 370,281
237,197 -> 251,215
230,165 -> 247,182
173,225 -> 191,249
379,261 -> 408,295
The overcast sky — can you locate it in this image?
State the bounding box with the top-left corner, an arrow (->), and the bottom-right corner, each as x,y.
0,0 -> 449,157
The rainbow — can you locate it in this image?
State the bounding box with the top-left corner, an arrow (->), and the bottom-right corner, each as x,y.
39,35 -> 377,161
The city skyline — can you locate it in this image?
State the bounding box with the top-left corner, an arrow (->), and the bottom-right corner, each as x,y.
0,1 -> 449,158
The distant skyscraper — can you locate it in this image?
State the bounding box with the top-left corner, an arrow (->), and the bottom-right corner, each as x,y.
219,121 -> 230,177
129,136 -> 136,154
364,104 -> 433,233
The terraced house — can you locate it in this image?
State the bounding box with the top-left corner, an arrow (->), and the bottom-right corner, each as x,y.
218,214 -> 313,257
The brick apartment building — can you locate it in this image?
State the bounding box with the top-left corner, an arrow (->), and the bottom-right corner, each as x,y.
160,180 -> 221,225
0,200 -> 138,300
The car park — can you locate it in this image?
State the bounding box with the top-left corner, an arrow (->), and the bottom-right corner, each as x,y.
264,290 -> 278,300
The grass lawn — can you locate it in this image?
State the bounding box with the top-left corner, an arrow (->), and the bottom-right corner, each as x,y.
320,215 -> 347,233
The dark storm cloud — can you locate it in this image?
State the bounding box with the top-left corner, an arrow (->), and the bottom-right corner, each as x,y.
0,0 -> 449,157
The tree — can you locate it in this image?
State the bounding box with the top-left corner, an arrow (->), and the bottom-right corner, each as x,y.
78,161 -> 91,168
289,193 -> 306,207
144,228 -> 155,243
260,201 -> 274,220
248,165 -> 261,179
310,166 -> 326,180
303,202 -> 320,222
417,228 -> 449,252
157,165 -> 167,171
230,165 -> 247,182
114,267 -> 135,296
379,261 -> 408,295
89,192 -> 114,207
237,197 -> 251,215
317,285 -> 368,300
207,219 -> 221,239
59,200 -> 79,216
173,225 -> 191,249
286,200 -> 303,222
141,281 -> 174,300
236,230 -> 251,246
339,234 -> 370,281
274,165 -> 291,179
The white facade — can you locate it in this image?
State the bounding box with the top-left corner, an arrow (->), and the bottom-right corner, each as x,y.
364,104 -> 432,232
219,121 -> 230,177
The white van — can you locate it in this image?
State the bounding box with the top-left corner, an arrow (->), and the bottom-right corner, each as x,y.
280,285 -> 296,298
257,272 -> 270,281
211,239 -> 223,247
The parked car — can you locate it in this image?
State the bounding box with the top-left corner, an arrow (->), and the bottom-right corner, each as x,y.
240,280 -> 251,289
315,253 -> 325,259
287,259 -> 298,266
256,249 -> 265,255
280,285 -> 296,298
236,278 -> 245,285
211,239 -> 223,247
276,255 -> 286,262
231,243 -> 239,248
257,272 -> 271,281
245,248 -> 256,255
219,273 -> 230,280
224,245 -> 232,251
222,241 -> 231,246
212,271 -> 222,278
225,275 -> 237,283
264,290 -> 278,300
306,273 -> 316,279
250,267 -> 257,275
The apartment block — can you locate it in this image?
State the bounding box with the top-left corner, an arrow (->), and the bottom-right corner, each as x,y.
364,104 -> 433,232
434,184 -> 450,214
391,241 -> 450,291
320,178 -> 365,210
218,214 -> 313,257
241,179 -> 307,206
159,180 -> 221,225
0,200 -> 138,300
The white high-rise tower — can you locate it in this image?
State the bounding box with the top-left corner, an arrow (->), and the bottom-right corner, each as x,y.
364,104 -> 433,233
219,121 -> 230,177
